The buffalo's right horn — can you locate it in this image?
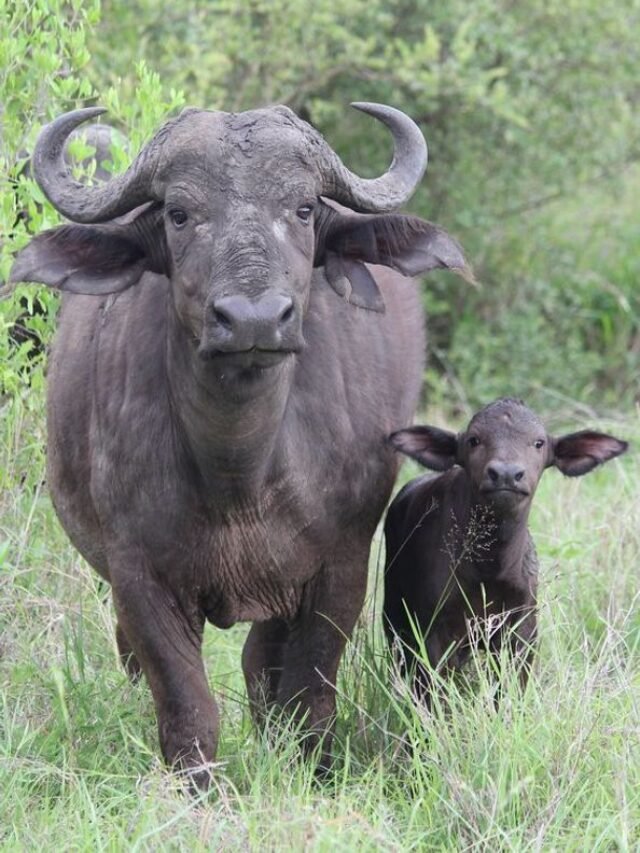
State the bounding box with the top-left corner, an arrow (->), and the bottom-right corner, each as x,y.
32,108 -> 159,223
320,103 -> 428,213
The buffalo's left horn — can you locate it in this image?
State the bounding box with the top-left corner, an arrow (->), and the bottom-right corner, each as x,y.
320,103 -> 428,213
32,107 -> 160,223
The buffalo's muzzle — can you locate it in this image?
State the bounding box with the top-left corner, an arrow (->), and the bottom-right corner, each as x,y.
199,291 -> 302,358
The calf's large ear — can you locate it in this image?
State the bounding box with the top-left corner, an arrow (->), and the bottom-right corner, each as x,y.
552,430 -> 628,477
9,202 -> 166,295
315,202 -> 471,313
388,425 -> 459,471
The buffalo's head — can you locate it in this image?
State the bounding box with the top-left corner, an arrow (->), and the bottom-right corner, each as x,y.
389,398 -> 628,520
11,103 -> 467,372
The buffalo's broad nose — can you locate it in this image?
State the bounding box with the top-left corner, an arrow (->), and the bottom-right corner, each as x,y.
486,461 -> 526,488
206,292 -> 297,353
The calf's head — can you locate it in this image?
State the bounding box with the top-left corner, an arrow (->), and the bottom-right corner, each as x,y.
11,103 -> 467,376
390,398 -> 627,519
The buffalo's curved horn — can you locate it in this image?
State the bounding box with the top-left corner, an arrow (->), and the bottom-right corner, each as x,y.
320,103 -> 428,213
32,107 -> 159,223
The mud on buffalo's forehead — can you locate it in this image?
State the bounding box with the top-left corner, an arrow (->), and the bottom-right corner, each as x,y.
468,398 -> 546,438
152,107 -> 325,195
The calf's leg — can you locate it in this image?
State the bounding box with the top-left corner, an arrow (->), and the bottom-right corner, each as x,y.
489,610 -> 537,705
385,602 -> 454,709
512,610 -> 537,692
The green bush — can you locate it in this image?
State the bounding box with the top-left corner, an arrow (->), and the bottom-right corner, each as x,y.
0,0 -> 99,449
87,0 -> 640,414
438,170 -> 640,413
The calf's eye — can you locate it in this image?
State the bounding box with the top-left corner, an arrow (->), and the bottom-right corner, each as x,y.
467,436 -> 480,448
534,439 -> 545,449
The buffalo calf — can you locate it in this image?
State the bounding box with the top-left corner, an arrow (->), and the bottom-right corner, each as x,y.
384,397 -> 627,701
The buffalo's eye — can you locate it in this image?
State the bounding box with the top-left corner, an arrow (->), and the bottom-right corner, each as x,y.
467,436 -> 480,448
296,203 -> 315,224
168,208 -> 188,229
534,439 -> 545,449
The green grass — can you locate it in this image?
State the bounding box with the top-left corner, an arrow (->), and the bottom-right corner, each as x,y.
1,397 -> 638,851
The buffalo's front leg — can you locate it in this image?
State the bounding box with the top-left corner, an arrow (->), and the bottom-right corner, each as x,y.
510,609 -> 537,692
488,610 -> 537,708
275,554 -> 368,770
111,560 -> 219,789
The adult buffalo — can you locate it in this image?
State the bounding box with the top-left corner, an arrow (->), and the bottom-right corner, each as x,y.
11,102 -> 467,786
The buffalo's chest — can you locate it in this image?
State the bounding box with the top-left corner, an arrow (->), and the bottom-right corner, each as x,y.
166,506 -> 327,629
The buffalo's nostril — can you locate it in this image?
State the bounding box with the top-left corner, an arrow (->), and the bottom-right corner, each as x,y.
486,461 -> 526,489
278,300 -> 294,326
212,307 -> 233,331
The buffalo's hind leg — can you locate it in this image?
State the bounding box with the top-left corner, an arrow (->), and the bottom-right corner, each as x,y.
275,550 -> 368,774
116,622 -> 143,681
242,618 -> 289,730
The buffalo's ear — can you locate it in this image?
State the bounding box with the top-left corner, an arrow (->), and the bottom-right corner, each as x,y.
9,202 -> 166,295
552,430 -> 628,477
315,201 -> 471,312
388,425 -> 459,471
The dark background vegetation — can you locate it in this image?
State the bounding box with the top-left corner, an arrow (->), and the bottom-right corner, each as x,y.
2,0 -> 639,418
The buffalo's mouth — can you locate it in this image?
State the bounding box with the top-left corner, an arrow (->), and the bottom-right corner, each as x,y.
480,486 -> 530,498
197,346 -> 296,369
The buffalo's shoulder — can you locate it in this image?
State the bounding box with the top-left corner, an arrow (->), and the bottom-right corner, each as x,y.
386,468 -> 465,541
384,467 -> 467,595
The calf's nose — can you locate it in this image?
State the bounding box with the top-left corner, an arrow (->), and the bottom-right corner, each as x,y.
486,461 -> 525,488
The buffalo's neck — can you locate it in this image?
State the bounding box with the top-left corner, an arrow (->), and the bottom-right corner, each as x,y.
461,479 -> 532,582
165,312 -> 293,501
477,519 -> 531,581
